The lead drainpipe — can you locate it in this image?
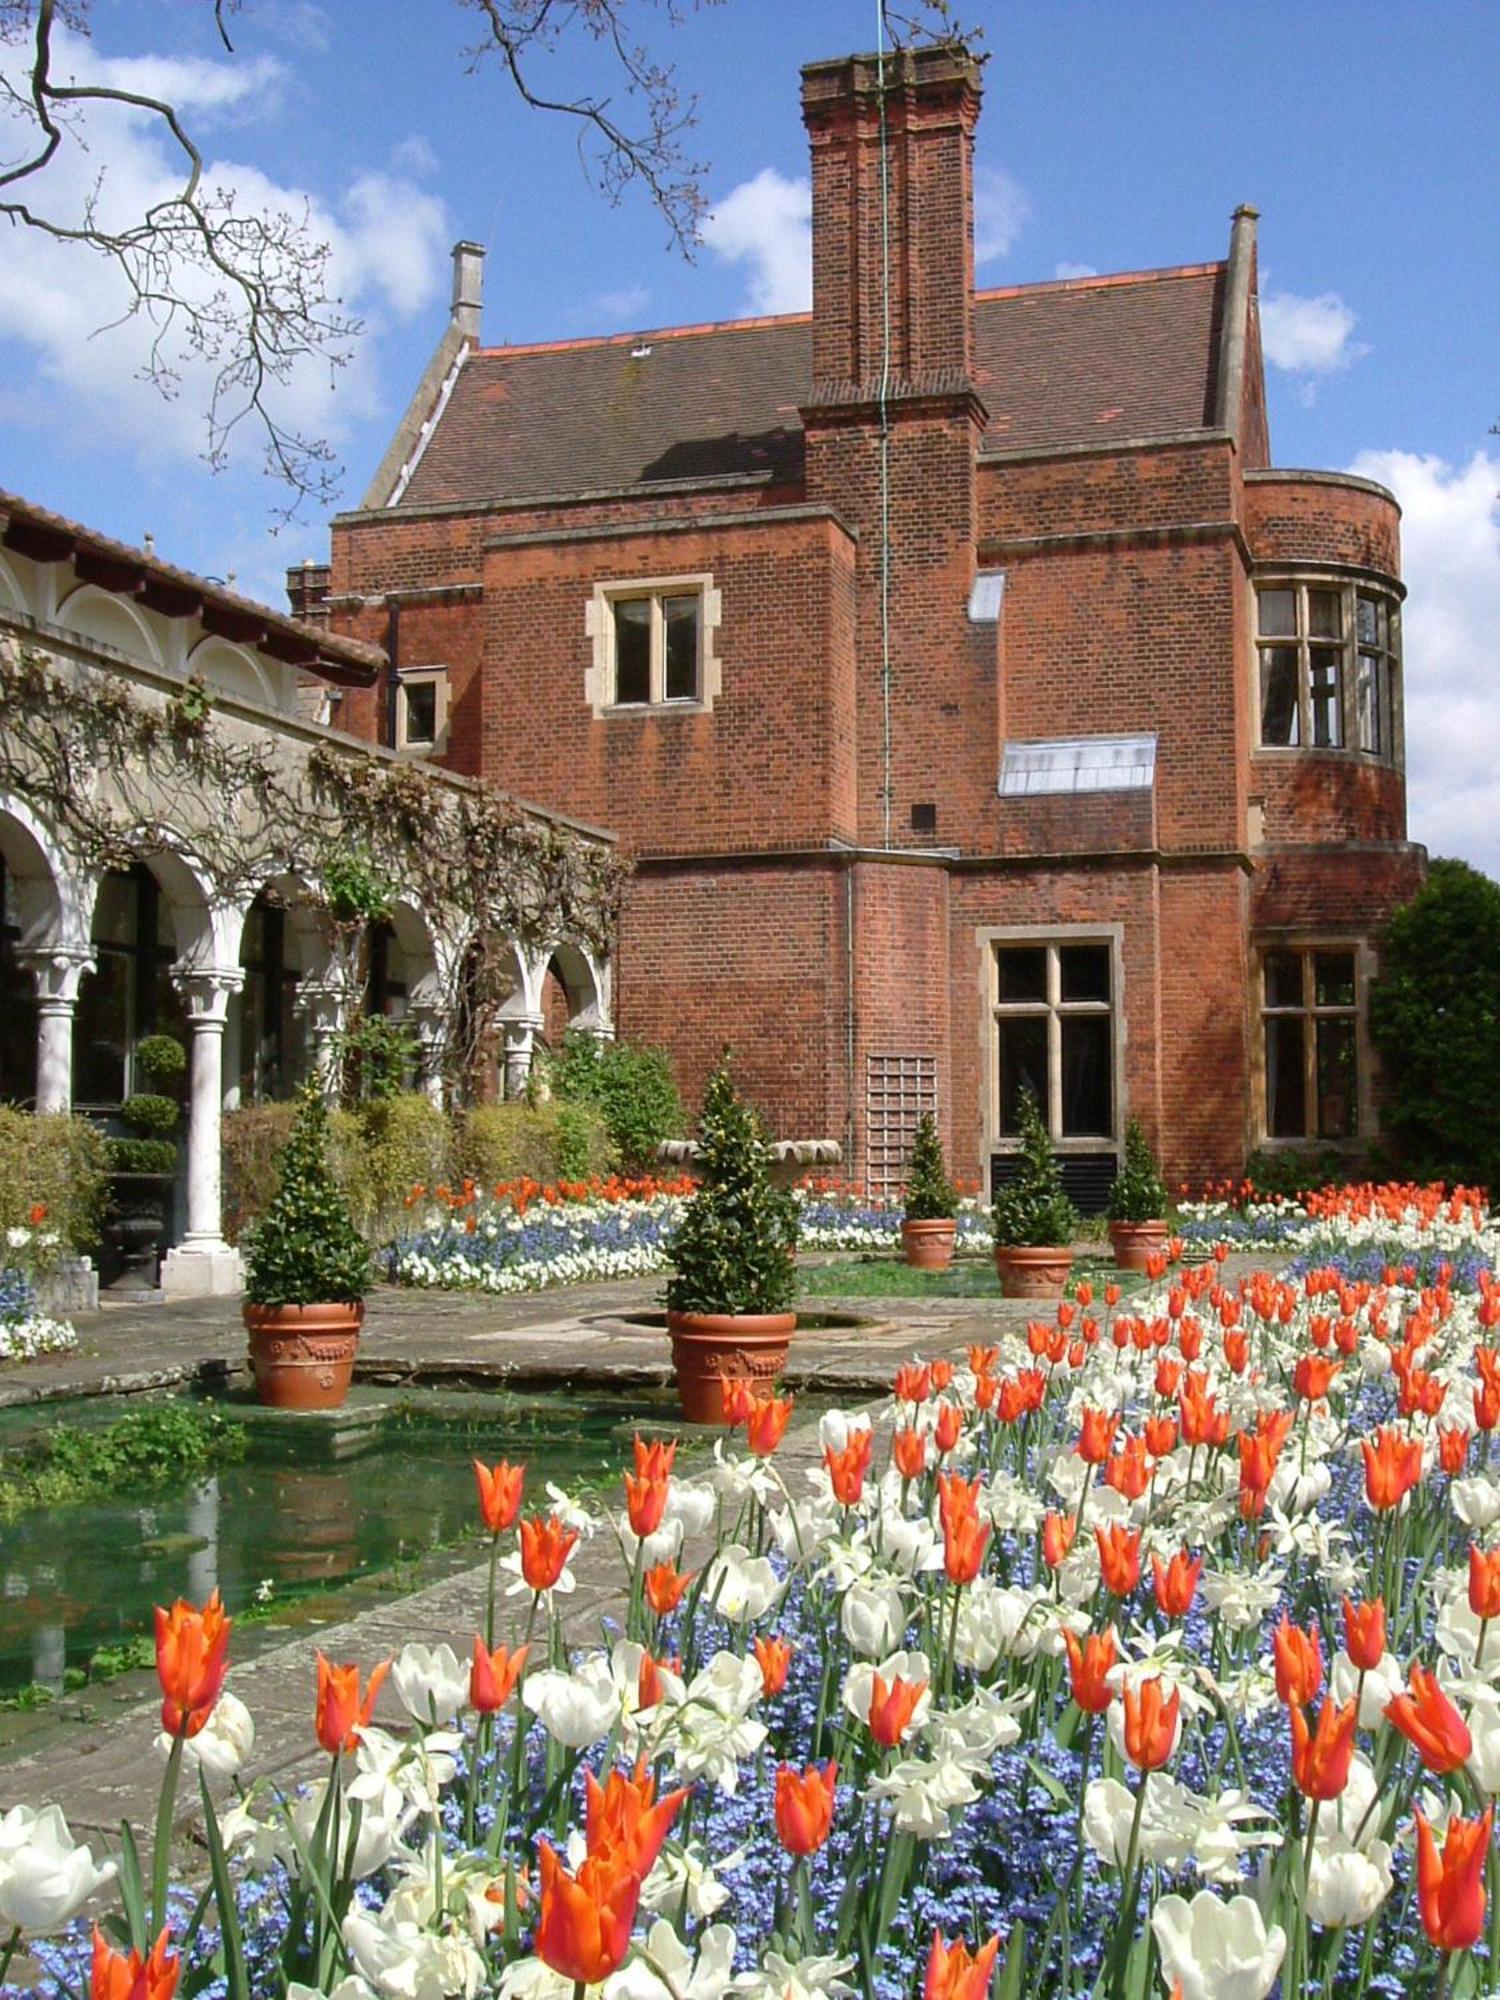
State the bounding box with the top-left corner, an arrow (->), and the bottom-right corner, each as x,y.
844,860 -> 858,1171
385,595 -> 401,746
875,10 -> 894,851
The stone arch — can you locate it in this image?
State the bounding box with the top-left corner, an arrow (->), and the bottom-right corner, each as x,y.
0,793 -> 88,952
187,635 -> 280,712
57,583 -> 164,669
0,552 -> 27,613
544,939 -> 611,1039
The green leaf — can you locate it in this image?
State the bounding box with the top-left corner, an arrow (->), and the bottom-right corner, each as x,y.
199,1766 -> 248,1998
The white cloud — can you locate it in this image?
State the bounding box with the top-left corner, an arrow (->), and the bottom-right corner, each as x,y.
1261,288 -> 1365,376
0,26 -> 450,489
973,166 -> 1029,265
1054,261 -> 1097,282
590,284 -> 653,323
1347,448 -> 1500,878
702,167 -> 811,314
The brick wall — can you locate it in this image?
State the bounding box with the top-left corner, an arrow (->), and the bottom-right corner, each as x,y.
1244,472 -> 1401,575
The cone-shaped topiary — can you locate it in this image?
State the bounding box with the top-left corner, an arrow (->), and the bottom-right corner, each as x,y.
665,1060 -> 798,1315
1107,1117 -> 1169,1224
902,1112 -> 956,1222
991,1084 -> 1079,1248
244,1084 -> 371,1307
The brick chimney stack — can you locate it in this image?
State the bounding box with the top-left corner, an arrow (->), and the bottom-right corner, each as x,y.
800,47 -> 982,397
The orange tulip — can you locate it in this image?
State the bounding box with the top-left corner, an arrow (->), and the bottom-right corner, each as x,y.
584,1761 -> 688,1880
746,1393 -> 794,1456
623,1470 -> 670,1539
1387,1664 -> 1473,1774
1104,1437 -> 1152,1502
1343,1595 -> 1387,1672
894,1363 -> 932,1405
893,1425 -> 928,1481
1063,1626 -> 1117,1714
937,1472 -> 990,1585
1150,1550 -> 1202,1620
1292,1353 -> 1341,1402
933,1403 -> 964,1456
1144,1414 -> 1179,1459
1041,1512 -> 1076,1570
520,1513 -> 581,1592
754,1632 -> 792,1697
1361,1425 -> 1424,1511
470,1635 -> 528,1713
1122,1675 -> 1179,1771
824,1430 -> 875,1506
1095,1522 -> 1142,1598
866,1670 -> 928,1747
91,1926 -> 179,2000
1470,1544 -> 1500,1621
1439,1425 -> 1472,1477
535,1841 -> 641,1985
633,1436 -> 677,1482
720,1375 -> 758,1426
314,1651 -> 390,1756
154,1589 -> 231,1740
1272,1614 -> 1324,1709
1416,1803 -> 1492,1953
1077,1406 -> 1119,1465
1291,1696 -> 1358,1799
931,1359 -> 955,1393
474,1458 -> 524,1534
924,1929 -> 1002,2000
643,1561 -> 693,1618
774,1760 -> 837,1855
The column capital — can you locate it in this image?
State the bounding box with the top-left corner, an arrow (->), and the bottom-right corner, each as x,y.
172,963 -> 244,1026
503,1012 -> 546,1050
15,944 -> 95,1008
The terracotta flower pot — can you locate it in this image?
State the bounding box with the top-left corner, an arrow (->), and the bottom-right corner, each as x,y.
901,1218 -> 956,1271
1108,1219 -> 1169,1272
665,1309 -> 796,1424
244,1300 -> 364,1410
993,1245 -> 1073,1299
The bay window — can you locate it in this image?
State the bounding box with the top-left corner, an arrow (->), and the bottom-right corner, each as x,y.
1256,578 -> 1402,761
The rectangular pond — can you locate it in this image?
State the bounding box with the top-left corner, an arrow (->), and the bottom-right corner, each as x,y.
0,1383 -> 689,1699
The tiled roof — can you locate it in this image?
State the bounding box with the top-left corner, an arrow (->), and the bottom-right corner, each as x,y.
393,264 -> 1226,512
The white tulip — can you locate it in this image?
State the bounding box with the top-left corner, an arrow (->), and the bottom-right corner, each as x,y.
1453,1476 -> 1500,1531
840,1579 -> 907,1659
1305,1836 -> 1394,1928
1150,1890 -> 1286,2000
523,1657 -> 622,1749
153,1689 -> 255,1779
1329,1647 -> 1403,1731
0,1804 -> 116,1932
342,1907 -> 485,2000
391,1643 -> 470,1724
664,1482 -> 717,1537
287,1981 -> 377,2000
701,1545 -> 782,1624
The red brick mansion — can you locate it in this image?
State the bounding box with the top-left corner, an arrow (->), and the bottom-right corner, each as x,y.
302,45 -> 1425,1202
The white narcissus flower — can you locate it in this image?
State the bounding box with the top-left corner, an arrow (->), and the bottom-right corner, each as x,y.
287,1982 -> 377,2000
840,1579 -> 907,1659
864,1750 -> 980,1839
1150,1890 -> 1286,2000
523,1656 -> 622,1750
0,1804 -> 116,1932
153,1688 -> 255,1778
1305,1836 -> 1395,1928
641,1841 -> 742,1920
608,1919 -> 738,2000
701,1545 -> 782,1625
391,1643 -> 470,1724
731,1950 -> 857,2000
342,1908 -> 485,2000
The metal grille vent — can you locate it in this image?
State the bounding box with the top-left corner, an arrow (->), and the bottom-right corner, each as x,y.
990,1150 -> 1119,1217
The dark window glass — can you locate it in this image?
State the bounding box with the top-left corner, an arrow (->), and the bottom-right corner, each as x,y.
997,947 -> 1047,1003
403,680 -> 438,744
1316,1017 -> 1358,1138
0,856 -> 38,1105
662,596 -> 699,701
1260,646 -> 1300,745
1314,951 -> 1356,1008
1264,1017 -> 1307,1138
1307,589 -> 1342,640
1257,588 -> 1296,637
1060,944 -> 1110,1004
75,948 -> 130,1106
613,600 -> 651,704
1263,951 -> 1304,1010
1060,1016 -> 1112,1136
1356,594 -> 1382,648
998,1016 -> 1048,1136
1309,649 -> 1343,747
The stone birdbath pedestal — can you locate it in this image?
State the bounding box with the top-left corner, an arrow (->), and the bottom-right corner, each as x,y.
656,1136 -> 843,1188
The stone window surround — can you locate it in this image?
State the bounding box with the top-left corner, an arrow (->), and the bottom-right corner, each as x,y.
584,573 -> 723,718
976,923 -> 1127,1164
394,663 -> 450,754
1252,934 -> 1377,1148
1252,570 -> 1404,768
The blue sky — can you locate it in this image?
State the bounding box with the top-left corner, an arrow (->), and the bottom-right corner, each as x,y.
3,0 -> 1496,867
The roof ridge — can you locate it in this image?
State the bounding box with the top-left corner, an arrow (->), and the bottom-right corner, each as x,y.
471,309 -> 813,360
976,261 -> 1224,303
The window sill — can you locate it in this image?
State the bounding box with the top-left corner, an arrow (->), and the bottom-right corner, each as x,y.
601,699 -> 710,719
1252,745 -> 1401,770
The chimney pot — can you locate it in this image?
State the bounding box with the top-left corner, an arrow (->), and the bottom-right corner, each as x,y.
451,240 -> 485,340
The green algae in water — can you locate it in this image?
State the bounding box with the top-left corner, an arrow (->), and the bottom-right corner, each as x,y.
0,1385 -> 676,1696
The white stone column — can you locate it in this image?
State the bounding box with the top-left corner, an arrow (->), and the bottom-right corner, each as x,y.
295,972 -> 353,1103
408,1002 -> 448,1108
161,966 -> 244,1300
503,1012 -> 545,1100
16,946 -> 94,1113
